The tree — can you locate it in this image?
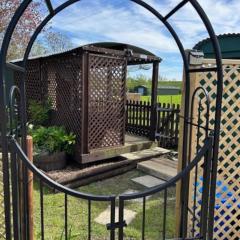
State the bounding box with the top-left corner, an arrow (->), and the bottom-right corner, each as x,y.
30,41 -> 48,57
0,0 -> 43,60
44,31 -> 75,54
0,1 -> 75,60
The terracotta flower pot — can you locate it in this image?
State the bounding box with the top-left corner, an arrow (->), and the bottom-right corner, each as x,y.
34,151 -> 66,171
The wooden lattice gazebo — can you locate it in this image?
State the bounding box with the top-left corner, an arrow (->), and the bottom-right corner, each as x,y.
14,42 -> 161,163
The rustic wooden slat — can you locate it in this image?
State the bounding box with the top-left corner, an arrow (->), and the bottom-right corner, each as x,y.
161,103 -> 166,146
157,102 -> 161,134
139,101 -> 143,128
175,104 -> 180,146
169,104 -> 174,146
136,101 -> 139,133
143,101 -> 146,129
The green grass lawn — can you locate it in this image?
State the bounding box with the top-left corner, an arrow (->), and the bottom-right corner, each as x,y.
33,170 -> 176,240
140,95 -> 182,106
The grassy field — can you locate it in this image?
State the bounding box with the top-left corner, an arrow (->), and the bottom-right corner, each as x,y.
140,95 -> 182,106
33,170 -> 176,240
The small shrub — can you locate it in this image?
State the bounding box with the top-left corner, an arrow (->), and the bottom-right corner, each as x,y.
28,99 -> 52,126
32,126 -> 76,155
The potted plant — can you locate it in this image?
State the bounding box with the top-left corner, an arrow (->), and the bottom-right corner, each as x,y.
32,126 -> 76,171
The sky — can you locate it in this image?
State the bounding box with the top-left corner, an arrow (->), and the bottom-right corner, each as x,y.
37,0 -> 239,81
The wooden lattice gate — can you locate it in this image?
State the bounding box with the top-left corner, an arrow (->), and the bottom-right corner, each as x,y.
179,58 -> 240,240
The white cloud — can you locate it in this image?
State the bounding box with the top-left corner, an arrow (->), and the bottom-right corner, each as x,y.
50,0 -> 178,55
48,0 -> 239,80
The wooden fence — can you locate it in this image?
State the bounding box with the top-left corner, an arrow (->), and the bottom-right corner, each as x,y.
126,100 -> 180,148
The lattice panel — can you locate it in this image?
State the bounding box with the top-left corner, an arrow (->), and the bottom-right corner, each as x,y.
45,55 -> 82,149
14,59 -> 48,120
16,54 -> 83,151
88,54 -> 126,150
189,61 -> 240,240
0,158 -> 6,239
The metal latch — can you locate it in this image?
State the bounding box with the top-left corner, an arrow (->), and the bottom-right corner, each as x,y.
106,220 -> 127,230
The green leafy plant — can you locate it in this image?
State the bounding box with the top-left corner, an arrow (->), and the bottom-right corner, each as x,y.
28,99 -> 52,126
32,126 -> 76,155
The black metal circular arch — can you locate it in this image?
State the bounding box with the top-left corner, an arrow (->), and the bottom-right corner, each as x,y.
0,1 -> 223,239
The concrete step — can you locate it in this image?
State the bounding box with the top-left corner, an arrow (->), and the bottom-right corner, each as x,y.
137,157 -> 178,181
81,139 -> 158,164
120,147 -> 171,161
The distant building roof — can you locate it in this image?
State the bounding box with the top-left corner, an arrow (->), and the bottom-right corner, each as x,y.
194,33 -> 240,59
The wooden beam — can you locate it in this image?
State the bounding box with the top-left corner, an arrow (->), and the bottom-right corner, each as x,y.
150,62 -> 159,141
80,52 -> 89,155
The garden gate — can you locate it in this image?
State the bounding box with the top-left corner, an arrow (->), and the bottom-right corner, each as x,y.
0,0 -> 223,239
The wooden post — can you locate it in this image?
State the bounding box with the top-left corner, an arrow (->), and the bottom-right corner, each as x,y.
26,136 -> 34,240
175,67 -> 199,237
150,61 -> 159,141
81,52 -> 89,155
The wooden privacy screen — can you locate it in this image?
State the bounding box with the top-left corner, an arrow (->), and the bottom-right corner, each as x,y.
87,54 -> 127,151
178,59 -> 240,239
15,52 -> 84,154
14,48 -> 128,162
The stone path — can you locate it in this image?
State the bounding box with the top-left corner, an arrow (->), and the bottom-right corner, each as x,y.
131,175 -> 165,188
137,156 -> 178,181
94,206 -> 137,225
121,147 -> 170,161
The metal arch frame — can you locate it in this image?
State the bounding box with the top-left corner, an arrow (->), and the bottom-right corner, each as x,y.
0,0 -> 223,239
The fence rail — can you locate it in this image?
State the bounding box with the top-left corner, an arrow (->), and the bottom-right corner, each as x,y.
126,100 -> 180,148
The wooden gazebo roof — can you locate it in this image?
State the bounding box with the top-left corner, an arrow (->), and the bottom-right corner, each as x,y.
12,42 -> 162,65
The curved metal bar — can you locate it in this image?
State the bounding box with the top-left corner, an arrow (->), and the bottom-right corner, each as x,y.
191,86 -> 210,136
187,87 -> 211,235
22,3 -> 191,203
119,137 -> 213,200
188,86 -> 210,166
9,86 -> 21,135
9,132 -> 212,202
0,0 -> 32,64
188,86 -> 211,165
22,4 -> 192,211
189,2 -> 223,238
10,137 -> 115,202
23,0 -> 78,65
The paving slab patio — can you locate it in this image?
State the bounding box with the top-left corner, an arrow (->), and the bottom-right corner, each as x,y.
131,175 -> 165,188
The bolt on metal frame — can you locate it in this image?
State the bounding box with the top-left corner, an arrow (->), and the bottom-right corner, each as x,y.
0,0 -> 223,239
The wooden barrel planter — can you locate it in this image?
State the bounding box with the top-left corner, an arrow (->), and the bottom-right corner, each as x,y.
34,151 -> 66,172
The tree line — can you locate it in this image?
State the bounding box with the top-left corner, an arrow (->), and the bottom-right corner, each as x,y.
127,74 -> 182,92
0,0 -> 75,61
